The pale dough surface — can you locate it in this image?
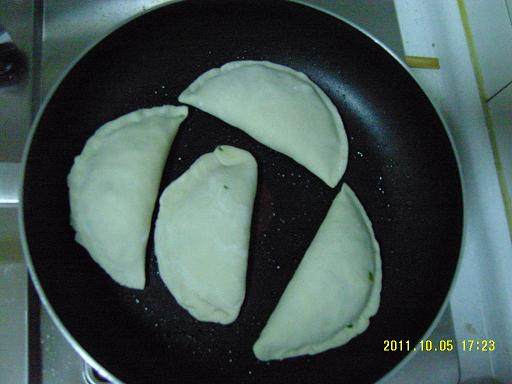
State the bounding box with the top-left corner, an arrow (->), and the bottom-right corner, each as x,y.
154,145 -> 257,324
68,105 -> 188,289
253,184 -> 382,360
179,60 -> 348,187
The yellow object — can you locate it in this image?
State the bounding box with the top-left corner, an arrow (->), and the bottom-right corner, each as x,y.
404,56 -> 440,69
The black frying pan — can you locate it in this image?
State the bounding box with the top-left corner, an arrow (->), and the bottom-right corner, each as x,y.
21,1 -> 463,383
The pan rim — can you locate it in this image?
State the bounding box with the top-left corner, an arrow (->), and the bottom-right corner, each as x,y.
18,1 -> 467,383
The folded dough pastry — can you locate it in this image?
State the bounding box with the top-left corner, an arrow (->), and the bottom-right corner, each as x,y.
178,60 -> 348,187
154,145 -> 257,324
68,105 -> 188,289
253,184 -> 381,360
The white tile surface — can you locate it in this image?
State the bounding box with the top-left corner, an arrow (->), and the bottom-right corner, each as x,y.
488,82 -> 512,207
395,0 -> 512,381
463,0 -> 512,99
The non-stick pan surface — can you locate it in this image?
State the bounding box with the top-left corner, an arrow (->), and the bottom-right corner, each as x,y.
22,1 -> 462,383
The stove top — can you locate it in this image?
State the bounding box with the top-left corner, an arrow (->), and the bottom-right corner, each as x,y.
1,1 -> 510,383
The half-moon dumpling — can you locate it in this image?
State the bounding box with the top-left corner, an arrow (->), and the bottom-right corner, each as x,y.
178,61 -> 348,188
154,145 -> 257,324
253,184 -> 381,360
68,105 -> 188,289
